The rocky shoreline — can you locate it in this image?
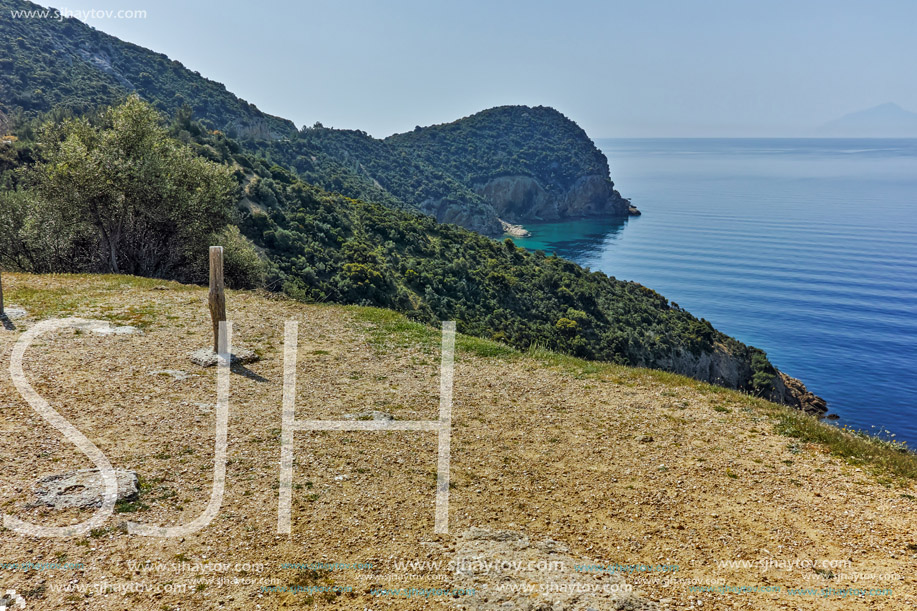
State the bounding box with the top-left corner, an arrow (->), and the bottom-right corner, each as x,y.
498,219 -> 531,237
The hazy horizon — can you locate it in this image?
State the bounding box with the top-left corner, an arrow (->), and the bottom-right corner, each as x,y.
29,0 -> 917,139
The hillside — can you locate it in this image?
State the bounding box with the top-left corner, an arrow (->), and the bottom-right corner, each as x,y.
0,97 -> 825,410
386,105 -> 631,223
0,273 -> 915,610
247,125 -> 505,236
0,0 -> 296,138
241,106 -> 633,237
0,0 -> 630,236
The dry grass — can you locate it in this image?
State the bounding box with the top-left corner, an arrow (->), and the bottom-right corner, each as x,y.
0,272 -> 915,611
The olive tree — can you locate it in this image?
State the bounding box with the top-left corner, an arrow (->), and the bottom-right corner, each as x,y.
25,95 -> 237,279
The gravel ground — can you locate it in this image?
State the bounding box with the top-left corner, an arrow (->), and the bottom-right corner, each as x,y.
0,273 -> 915,610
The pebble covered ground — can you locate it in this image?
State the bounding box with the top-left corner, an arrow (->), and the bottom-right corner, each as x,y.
0,273 -> 915,610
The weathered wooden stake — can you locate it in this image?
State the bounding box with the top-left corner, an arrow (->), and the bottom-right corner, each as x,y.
0,269 -> 5,316
208,246 -> 226,354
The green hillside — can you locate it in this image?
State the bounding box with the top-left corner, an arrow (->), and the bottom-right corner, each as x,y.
0,4 -> 822,407
1,97 -> 782,402
0,0 -> 628,236
386,105 -> 614,193
0,0 -> 295,138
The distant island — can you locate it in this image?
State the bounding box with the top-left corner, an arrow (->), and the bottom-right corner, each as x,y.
816,102 -> 917,137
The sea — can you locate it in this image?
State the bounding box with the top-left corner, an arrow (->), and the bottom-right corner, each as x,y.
509,138 -> 917,447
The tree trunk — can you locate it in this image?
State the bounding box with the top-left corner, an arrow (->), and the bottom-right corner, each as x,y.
109,238 -> 120,274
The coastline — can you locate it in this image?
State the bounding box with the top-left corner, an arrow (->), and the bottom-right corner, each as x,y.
499,218 -> 531,237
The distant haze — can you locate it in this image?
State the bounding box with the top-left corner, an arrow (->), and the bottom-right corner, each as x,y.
817,103 -> 917,137
38,0 -> 917,138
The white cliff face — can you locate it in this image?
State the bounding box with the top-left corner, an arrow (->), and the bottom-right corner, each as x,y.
653,346 -> 828,415
655,346 -> 745,390
473,174 -> 629,223
417,197 -> 504,236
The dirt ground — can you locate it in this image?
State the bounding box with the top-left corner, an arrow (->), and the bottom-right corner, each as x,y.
0,273 -> 914,610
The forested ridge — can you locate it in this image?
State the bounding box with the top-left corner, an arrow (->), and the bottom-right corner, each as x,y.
0,0 -> 805,402
1,0 -> 626,236
1,98 -> 779,398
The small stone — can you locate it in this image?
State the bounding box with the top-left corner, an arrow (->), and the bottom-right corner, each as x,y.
189,347 -> 259,368
68,320 -> 142,335
1,306 -> 27,320
639,435 -> 654,443
34,469 -> 139,509
0,590 -> 26,610
149,370 -> 192,381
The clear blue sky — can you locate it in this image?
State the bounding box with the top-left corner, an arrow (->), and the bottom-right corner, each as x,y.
47,0 -> 917,138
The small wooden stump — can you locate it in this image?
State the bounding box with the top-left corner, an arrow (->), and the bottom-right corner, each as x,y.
209,246 -> 226,353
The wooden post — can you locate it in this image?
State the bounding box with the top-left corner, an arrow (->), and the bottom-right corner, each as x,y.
208,246 -> 226,354
0,269 -> 4,317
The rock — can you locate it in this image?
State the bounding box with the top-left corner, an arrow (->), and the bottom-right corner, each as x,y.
149,369 -> 192,381
0,589 -> 26,610
1,306 -> 27,320
628,205 -> 642,216
475,174 -> 630,224
654,345 -> 827,416
33,469 -> 139,509
68,320 -> 143,335
418,197 -> 504,237
774,373 -> 829,417
499,219 -> 531,237
189,347 -> 259,368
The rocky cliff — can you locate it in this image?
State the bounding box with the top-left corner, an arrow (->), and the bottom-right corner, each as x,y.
416,196 -> 504,236
474,173 -> 630,223
773,372 -> 829,416
655,345 -> 827,416
385,105 -> 636,231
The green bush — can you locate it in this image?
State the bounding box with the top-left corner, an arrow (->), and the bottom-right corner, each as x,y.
211,225 -> 267,289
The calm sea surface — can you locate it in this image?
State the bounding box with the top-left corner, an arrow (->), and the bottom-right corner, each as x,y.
510,139 -> 917,446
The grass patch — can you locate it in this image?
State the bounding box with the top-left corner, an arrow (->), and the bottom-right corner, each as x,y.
99,303 -> 159,329
350,304 -> 518,360
456,334 -> 516,359
525,345 -> 612,379
115,499 -> 149,513
347,306 -> 438,349
4,284 -> 83,318
771,406 -> 917,481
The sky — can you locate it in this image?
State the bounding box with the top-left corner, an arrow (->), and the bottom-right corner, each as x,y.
41,0 -> 917,138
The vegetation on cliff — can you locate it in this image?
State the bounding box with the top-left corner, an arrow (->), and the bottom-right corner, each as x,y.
245,125 -> 503,234
385,105 -> 615,194
0,0 -> 626,235
1,98 -> 779,398
0,0 -> 295,138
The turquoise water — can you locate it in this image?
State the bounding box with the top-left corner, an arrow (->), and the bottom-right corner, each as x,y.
511,139 -> 917,446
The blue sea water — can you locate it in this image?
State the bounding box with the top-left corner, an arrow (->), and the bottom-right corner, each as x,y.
510,139 -> 917,447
